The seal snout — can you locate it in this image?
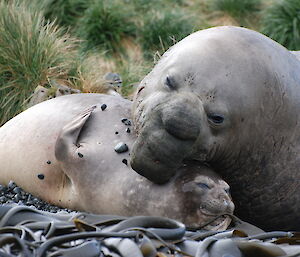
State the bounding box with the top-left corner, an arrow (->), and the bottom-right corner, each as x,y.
161,103 -> 201,141
130,126 -> 193,184
131,94 -> 203,184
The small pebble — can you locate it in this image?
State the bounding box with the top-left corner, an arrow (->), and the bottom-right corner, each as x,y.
46,160 -> 51,164
114,142 -> 129,153
126,128 -> 131,133
33,198 -> 39,204
78,152 -> 84,158
0,180 -> 74,213
37,174 -> 45,180
124,120 -> 131,126
122,159 -> 128,165
121,118 -> 132,126
8,181 -> 16,190
13,187 -> 21,195
101,104 -> 107,111
13,194 -> 21,202
115,131 -> 119,135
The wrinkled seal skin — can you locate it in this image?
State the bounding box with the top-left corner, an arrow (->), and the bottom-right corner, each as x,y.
131,26 -> 300,231
0,94 -> 234,229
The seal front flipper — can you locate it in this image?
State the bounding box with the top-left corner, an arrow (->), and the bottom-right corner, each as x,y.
55,105 -> 96,162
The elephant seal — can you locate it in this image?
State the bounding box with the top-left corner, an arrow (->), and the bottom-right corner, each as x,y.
0,94 -> 234,229
130,26 -> 300,231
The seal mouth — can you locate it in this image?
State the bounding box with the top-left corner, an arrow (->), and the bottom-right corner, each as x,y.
203,216 -> 231,231
197,209 -> 232,231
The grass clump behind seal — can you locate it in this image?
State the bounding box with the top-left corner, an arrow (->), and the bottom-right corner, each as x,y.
140,9 -> 194,59
260,0 -> 300,51
77,0 -> 136,54
42,0 -> 91,28
0,1 -> 78,125
209,0 -> 261,19
131,0 -> 184,11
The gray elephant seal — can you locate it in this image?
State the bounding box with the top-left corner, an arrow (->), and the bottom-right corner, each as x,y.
130,26 -> 300,231
0,94 -> 234,229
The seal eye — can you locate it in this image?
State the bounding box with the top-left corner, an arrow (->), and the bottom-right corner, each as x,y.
137,86 -> 145,94
208,114 -> 225,124
197,183 -> 211,190
165,76 -> 176,90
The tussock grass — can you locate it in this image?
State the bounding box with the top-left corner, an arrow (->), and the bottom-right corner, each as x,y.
261,0 -> 300,50
77,0 -> 136,54
117,56 -> 152,97
209,0 -> 261,19
0,1 -> 78,125
131,0 -> 184,11
42,0 -> 91,28
4,0 -> 297,125
130,0 -> 159,11
140,9 -> 194,59
77,53 -> 117,93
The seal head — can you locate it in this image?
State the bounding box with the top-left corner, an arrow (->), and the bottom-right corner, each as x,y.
130,26 -> 300,230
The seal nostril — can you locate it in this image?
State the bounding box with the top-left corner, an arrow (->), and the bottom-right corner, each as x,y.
224,188 -> 230,194
162,112 -> 200,140
161,101 -> 201,140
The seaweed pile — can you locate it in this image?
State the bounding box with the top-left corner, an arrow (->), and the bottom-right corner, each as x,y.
0,203 -> 300,256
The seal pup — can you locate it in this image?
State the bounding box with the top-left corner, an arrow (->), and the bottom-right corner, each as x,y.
130,26 -> 300,230
0,94 -> 234,229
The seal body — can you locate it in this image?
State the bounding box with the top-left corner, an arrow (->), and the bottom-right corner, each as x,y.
130,26 -> 300,230
0,94 -> 234,229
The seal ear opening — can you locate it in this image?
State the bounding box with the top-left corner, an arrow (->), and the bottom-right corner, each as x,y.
165,76 -> 177,90
55,106 -> 96,162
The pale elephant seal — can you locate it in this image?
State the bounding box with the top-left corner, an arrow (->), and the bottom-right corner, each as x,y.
0,94 -> 234,229
130,26 -> 300,231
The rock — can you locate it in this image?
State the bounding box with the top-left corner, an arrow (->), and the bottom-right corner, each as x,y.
121,118 -> 131,126
101,104 -> 107,111
37,174 -> 45,180
114,142 -> 129,153
27,82 -> 81,109
8,181 -> 16,190
103,72 -> 123,93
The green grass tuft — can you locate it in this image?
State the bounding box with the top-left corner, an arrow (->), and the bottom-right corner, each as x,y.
210,0 -> 261,19
0,1 -> 79,125
117,57 -> 153,97
42,0 -> 91,28
261,0 -> 300,50
76,0 -> 136,54
130,0 -> 184,12
139,9 -> 194,59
